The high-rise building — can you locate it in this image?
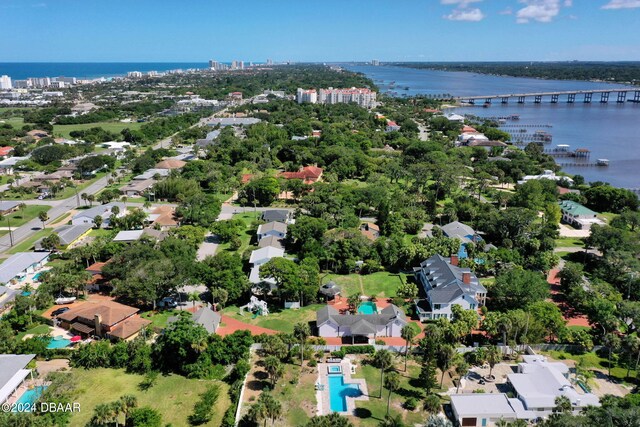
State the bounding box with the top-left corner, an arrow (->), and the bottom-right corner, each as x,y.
266,59 -> 273,66
371,59 -> 380,66
296,88 -> 318,104
127,71 -> 143,78
317,87 -> 377,108
0,75 -> 12,90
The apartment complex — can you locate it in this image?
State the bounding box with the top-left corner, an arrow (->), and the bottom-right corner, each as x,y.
297,87 -> 376,108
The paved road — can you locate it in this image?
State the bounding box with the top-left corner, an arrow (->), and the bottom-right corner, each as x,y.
0,175 -> 110,253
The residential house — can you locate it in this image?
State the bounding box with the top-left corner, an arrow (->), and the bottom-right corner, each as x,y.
319,282 -> 341,301
120,178 -> 156,197
57,300 -> 151,341
0,201 -> 20,216
206,117 -> 261,127
256,221 -> 287,241
71,202 -> 126,227
0,157 -> 28,175
168,306 -> 221,334
261,210 -> 293,224
413,254 -> 486,321
450,394 -> 520,427
385,121 -> 401,132
440,221 -> 485,259
279,165 -> 323,184
155,159 -> 186,170
147,205 -> 178,229
316,304 -> 407,341
133,168 -> 170,181
0,354 -> 36,405
248,246 -> 285,285
558,200 -> 604,229
517,170 -> 573,185
258,235 -> 284,250
0,252 -> 49,285
34,224 -> 92,251
113,230 -> 144,243
0,146 -> 13,158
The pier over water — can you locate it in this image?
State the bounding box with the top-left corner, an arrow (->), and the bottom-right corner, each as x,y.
455,89 -> 640,104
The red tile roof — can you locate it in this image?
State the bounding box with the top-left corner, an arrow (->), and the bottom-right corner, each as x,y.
280,166 -> 323,184
0,146 -> 13,156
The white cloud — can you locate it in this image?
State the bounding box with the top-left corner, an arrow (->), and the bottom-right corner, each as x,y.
516,0 -> 565,23
602,0 -> 640,9
499,7 -> 513,15
445,7 -> 485,21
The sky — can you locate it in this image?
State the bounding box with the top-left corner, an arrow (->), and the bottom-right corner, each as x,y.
1,0 -> 640,62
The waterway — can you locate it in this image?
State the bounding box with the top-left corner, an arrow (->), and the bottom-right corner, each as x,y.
347,65 -> 640,188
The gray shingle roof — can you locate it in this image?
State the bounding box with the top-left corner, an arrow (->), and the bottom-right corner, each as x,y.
316,304 -> 407,329
72,202 -> 126,221
0,252 -> 49,284
257,221 -> 287,235
261,210 -> 290,223
417,254 -> 486,304
192,307 -> 221,334
258,235 -> 284,250
440,221 -> 476,242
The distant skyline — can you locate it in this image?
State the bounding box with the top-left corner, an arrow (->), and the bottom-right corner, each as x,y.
2,0 -> 640,62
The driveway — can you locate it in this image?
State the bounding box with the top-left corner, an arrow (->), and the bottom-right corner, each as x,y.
559,224 -> 590,238
196,233 -> 220,261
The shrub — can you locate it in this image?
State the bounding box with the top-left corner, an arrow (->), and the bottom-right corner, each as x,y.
404,397 -> 418,411
127,406 -> 162,427
188,384 -> 221,425
308,359 -> 317,367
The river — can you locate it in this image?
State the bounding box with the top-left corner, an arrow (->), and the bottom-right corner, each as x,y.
346,65 -> 640,189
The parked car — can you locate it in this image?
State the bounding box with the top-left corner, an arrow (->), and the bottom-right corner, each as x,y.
51,307 -> 70,317
157,297 -> 178,309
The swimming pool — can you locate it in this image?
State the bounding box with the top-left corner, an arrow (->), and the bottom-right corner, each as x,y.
328,375 -> 361,412
328,365 -> 342,374
33,272 -> 43,282
357,301 -> 377,315
46,336 -> 72,349
13,386 -> 47,411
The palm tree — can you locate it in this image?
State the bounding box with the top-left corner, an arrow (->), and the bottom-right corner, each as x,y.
293,322 -> 310,366
261,392 -> 282,426
81,192 -> 88,206
486,346 -> 502,379
379,414 -> 405,427
454,361 -> 468,394
436,345 -> 456,388
384,371 -> 400,416
91,402 -> 115,426
188,291 -> 200,308
425,414 -> 452,427
423,395 -> 441,414
121,195 -> 128,208
401,323 -> 418,372
87,194 -> 95,206
119,395 -> 137,426
264,355 -> 284,387
248,399 -> 268,427
373,349 -> 394,398
38,211 -> 49,229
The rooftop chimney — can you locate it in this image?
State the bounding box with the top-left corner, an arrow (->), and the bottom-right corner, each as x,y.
450,255 -> 459,267
94,314 -> 102,337
462,271 -> 471,285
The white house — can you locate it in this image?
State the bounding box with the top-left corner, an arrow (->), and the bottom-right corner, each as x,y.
256,221 -> 287,241
558,200 -> 605,230
0,354 -> 36,405
248,246 -> 285,284
518,170 -> 573,185
414,254 -> 486,321
72,202 -> 126,227
316,304 -> 407,340
0,252 -> 50,285
450,394 -> 519,427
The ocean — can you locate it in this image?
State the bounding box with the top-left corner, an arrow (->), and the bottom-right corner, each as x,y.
0,62 -> 209,80
346,65 -> 640,189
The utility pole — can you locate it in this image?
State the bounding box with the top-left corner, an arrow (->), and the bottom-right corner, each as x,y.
7,217 -> 13,247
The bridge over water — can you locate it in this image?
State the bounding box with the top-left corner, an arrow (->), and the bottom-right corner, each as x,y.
454,89 -> 640,104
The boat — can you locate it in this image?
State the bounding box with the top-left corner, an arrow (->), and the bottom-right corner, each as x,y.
596,159 -> 610,166
509,115 -> 520,120
55,297 -> 76,305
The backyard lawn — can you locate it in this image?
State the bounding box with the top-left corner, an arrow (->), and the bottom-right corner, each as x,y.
16,324 -> 52,340
218,211 -> 261,254
52,121 -> 143,139
323,272 -> 410,299
140,309 -> 183,329
541,350 -> 638,383
222,303 -> 324,333
68,368 -> 230,427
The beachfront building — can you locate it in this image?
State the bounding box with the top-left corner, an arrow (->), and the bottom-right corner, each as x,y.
517,170 -> 573,185
316,304 -> 407,341
0,252 -> 50,285
0,354 -> 36,405
318,87 -> 377,108
296,88 -> 317,104
413,254 -> 486,321
558,200 -> 605,230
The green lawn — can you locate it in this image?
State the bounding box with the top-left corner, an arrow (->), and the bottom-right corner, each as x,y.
16,324 -> 52,340
52,121 -> 143,139
542,350 -> 638,383
555,237 -> 584,248
3,204 -> 51,227
598,212 -> 618,223
0,117 -> 25,129
222,303 -> 324,333
323,272 -> 410,299
68,368 -> 229,427
7,229 -> 52,254
140,309 -> 183,329
218,211 -> 261,254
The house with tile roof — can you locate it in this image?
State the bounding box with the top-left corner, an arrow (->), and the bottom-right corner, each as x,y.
316,304 -> 407,341
413,254 -> 486,321
279,165 -> 323,184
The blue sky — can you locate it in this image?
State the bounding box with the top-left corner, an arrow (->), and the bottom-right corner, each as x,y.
1,0 -> 640,62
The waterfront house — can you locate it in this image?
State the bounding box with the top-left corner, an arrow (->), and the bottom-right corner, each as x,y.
413,254 -> 486,321
316,304 -> 407,341
558,200 -> 605,230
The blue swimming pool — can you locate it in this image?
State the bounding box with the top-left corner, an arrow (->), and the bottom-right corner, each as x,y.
13,386 -> 47,411
32,272 -> 43,281
328,375 -> 361,412
357,301 -> 377,315
46,336 -> 72,349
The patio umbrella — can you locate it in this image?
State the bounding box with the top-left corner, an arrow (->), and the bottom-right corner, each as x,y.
70,336 -> 82,342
